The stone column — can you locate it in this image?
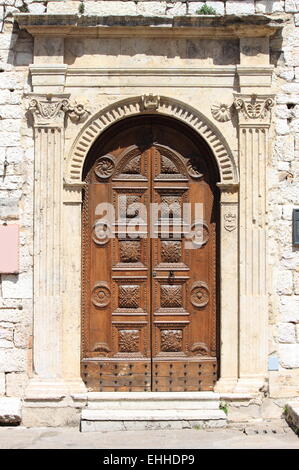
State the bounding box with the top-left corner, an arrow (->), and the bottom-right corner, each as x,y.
234,94 -> 274,393
25,94 -> 86,398
215,184 -> 239,392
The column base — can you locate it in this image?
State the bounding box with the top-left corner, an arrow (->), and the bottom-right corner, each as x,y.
234,377 -> 266,394
214,378 -> 238,393
25,376 -> 87,400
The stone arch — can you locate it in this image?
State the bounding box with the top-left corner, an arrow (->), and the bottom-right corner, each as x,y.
65,95 -> 238,186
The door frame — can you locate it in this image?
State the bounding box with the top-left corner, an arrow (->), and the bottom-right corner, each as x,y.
62,95 -> 239,394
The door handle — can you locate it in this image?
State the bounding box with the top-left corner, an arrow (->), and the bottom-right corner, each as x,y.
168,270 -> 175,283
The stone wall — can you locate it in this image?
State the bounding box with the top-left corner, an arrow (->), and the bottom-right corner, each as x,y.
0,0 -> 298,404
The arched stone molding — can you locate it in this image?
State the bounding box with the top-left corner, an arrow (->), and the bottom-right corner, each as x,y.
65,95 -> 239,186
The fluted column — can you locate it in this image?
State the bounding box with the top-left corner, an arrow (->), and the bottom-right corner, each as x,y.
25,94 -> 86,397
234,94 -> 274,393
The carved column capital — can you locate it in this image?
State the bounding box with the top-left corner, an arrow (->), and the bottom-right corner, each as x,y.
27,93 -> 90,128
233,93 -> 275,127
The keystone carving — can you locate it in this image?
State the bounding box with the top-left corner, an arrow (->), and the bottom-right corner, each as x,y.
141,94 -> 160,111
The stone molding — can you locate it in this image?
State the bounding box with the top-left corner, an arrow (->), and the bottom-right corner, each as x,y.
65,95 -> 239,186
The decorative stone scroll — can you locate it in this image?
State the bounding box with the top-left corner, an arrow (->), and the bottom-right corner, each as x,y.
233,94 -> 274,125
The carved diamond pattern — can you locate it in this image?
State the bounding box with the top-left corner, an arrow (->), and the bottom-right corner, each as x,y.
161,196 -> 181,219
161,329 -> 183,352
161,155 -> 179,174
119,241 -> 141,263
122,155 -> 141,174
119,285 -> 140,308
161,285 -> 183,308
161,241 -> 181,263
119,329 -> 139,353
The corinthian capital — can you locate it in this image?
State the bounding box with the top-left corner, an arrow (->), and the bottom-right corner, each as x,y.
27,93 -> 71,128
233,94 -> 275,127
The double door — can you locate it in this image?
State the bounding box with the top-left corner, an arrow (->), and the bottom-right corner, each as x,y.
81,120 -> 218,391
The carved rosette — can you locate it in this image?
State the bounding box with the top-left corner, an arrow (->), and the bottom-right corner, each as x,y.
119,329 -> 139,353
161,285 -> 183,308
190,281 -> 210,308
94,156 -> 115,179
161,241 -> 181,263
119,285 -> 140,308
119,241 -> 141,263
211,103 -> 231,123
233,94 -> 274,126
161,329 -> 183,352
91,282 -> 111,308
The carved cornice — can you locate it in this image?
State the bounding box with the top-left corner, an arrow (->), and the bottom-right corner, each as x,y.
27,93 -> 90,128
233,93 -> 275,127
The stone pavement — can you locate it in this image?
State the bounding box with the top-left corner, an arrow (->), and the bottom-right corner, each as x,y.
0,425 -> 298,449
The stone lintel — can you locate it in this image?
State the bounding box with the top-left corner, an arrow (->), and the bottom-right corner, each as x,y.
14,14 -> 283,38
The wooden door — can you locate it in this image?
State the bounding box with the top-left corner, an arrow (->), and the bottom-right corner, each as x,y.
81,118 -> 218,392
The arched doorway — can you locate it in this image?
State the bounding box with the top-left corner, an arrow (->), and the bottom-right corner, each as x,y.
81,115 -> 220,392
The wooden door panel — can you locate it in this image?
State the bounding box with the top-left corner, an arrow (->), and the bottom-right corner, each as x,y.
82,119 -> 218,392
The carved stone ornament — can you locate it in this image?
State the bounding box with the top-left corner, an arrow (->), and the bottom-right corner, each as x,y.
190,281 -> 210,308
234,94 -> 274,121
94,156 -> 115,179
141,94 -> 160,111
67,100 -> 90,123
224,212 -> 237,232
211,103 -> 231,123
28,95 -> 91,127
92,342 -> 110,355
91,282 -> 111,308
28,95 -> 70,127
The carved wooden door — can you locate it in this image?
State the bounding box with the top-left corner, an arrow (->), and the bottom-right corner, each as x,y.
82,119 -> 218,391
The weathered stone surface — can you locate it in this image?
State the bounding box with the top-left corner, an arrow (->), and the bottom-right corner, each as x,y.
0,397 -> 21,425
84,0 -> 137,15
28,2 -> 46,14
136,1 -> 166,15
6,372 -> 29,397
285,403 -> 299,435
255,0 -> 284,13
1,273 -> 33,300
47,1 -> 81,14
22,406 -> 81,427
0,349 -> 26,372
277,323 -> 296,343
0,373 -> 5,396
279,297 -> 299,323
285,0 -> 299,12
226,0 -> 255,15
0,197 -> 19,219
279,344 -> 299,368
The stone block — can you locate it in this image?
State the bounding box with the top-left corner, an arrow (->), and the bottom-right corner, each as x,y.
255,0 -> 284,13
277,67 -> 295,82
47,1 -> 81,13
0,372 -> 5,396
282,204 -> 294,221
226,0 -> 255,15
269,370 -> 299,397
285,403 -> 299,435
280,296 -> 299,322
0,349 -> 26,373
28,2 -> 46,13
137,2 -> 166,15
285,0 -> 299,12
189,1 -> 224,14
296,324 -> 299,342
85,1 -> 137,15
276,119 -> 290,135
5,372 -> 29,397
277,323 -> 296,343
0,105 -> 23,119
166,2 -> 186,16
13,323 -> 31,349
22,406 -> 81,427
0,72 -> 24,90
1,273 -> 33,300
0,397 -> 21,425
294,272 -> 299,295
279,344 -> 299,368
0,197 -> 19,219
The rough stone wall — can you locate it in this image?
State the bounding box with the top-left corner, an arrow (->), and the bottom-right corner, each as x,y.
0,0 -> 298,400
